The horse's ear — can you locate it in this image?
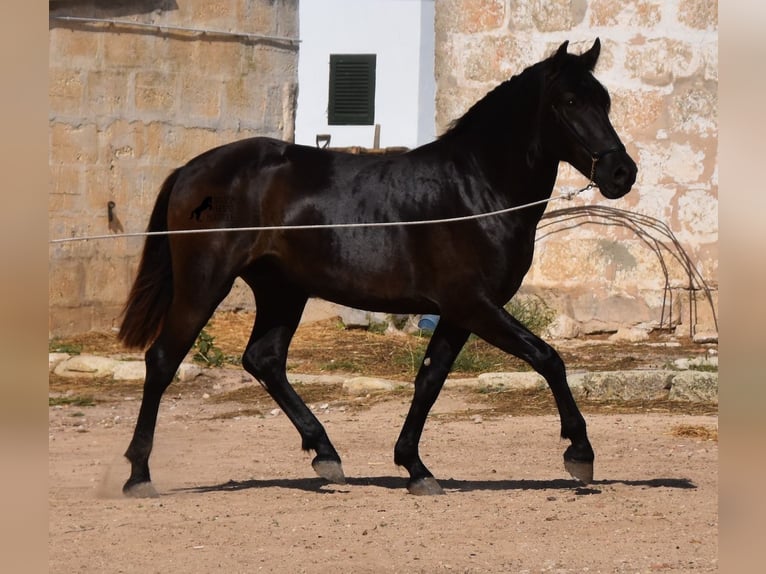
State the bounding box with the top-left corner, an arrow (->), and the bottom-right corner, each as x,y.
555,41 -> 569,60
581,38 -> 601,70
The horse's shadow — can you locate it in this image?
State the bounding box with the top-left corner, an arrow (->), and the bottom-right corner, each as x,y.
172,475 -> 696,496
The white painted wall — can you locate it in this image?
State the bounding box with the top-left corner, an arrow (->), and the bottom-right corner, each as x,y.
296,0 -> 435,149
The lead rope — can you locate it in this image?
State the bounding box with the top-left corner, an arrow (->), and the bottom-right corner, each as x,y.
49,173 -> 598,245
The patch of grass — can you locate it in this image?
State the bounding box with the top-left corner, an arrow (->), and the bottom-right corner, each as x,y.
366,321 -> 389,335
48,339 -> 82,355
452,347 -> 503,373
389,336 -> 429,376
505,295 -> 556,336
387,333 -> 527,377
192,326 -> 225,367
452,337 -> 520,374
688,363 -> 718,373
664,361 -> 718,373
49,395 -> 96,407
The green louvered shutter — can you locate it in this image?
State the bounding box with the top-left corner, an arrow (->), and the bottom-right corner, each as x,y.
328,54 -> 376,125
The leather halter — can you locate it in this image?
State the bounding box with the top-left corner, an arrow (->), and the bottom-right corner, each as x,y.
551,104 -> 624,181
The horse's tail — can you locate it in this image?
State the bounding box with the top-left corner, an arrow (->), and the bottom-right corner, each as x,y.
117,168 -> 181,349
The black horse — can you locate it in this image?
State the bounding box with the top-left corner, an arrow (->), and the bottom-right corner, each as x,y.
118,39 -> 637,497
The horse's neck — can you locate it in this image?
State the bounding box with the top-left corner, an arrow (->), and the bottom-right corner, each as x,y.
467,136 -> 559,208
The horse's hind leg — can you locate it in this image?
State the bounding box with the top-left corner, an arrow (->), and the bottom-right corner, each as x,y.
241,275 -> 345,484
123,280 -> 233,497
394,321 -> 470,495
464,302 -> 594,484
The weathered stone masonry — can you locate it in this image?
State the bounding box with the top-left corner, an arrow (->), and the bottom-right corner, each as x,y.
49,0 -> 299,335
434,0 -> 718,338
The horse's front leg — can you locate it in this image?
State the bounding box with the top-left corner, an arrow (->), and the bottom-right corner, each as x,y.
465,301 -> 594,484
394,321 -> 470,495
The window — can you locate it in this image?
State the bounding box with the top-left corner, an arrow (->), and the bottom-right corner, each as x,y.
328,54 -> 376,125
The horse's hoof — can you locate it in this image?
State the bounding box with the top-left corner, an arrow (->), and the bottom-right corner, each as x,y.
122,481 -> 159,498
564,459 -> 594,485
312,459 -> 346,484
407,476 -> 445,496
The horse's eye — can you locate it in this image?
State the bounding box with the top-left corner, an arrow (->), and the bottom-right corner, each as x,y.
566,96 -> 577,107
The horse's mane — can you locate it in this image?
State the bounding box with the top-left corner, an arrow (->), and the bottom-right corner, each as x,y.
438,59 -> 548,141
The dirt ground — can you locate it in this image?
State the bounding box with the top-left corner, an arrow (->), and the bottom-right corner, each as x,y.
49,313 -> 718,573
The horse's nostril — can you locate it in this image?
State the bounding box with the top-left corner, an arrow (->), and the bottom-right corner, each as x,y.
613,164 -> 634,187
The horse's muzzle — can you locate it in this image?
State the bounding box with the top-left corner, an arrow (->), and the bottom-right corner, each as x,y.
596,150 -> 637,199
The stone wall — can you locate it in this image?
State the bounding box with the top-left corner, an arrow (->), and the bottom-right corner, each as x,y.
434,0 -> 718,339
49,0 -> 299,336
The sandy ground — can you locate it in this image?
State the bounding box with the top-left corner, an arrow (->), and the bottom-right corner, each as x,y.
49,374 -> 717,573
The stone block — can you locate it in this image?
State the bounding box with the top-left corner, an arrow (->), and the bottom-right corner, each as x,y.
477,372 -> 546,390
179,75 -> 223,120
463,35 -> 525,83
545,314 -> 582,339
193,41 -> 247,79
241,0 -> 296,36
532,0 -> 587,32
449,0 -> 506,33
86,69 -> 130,118
49,68 -> 85,115
163,37 -> 198,71
608,327 -> 651,343
177,363 -> 204,382
637,141 -> 705,186
668,371 -> 718,403
678,0 -> 718,29
54,354 -> 118,378
50,122 -> 100,165
668,78 -> 718,136
610,88 -> 665,135
625,39 -> 697,86
49,259 -> 85,307
49,164 -> 83,198
675,188 -> 718,240
580,371 -> 674,401
49,28 -> 101,68
100,119 -> 146,165
223,75 -> 268,126
134,71 -> 178,115
342,377 -> 397,394
148,124 -> 193,163
49,353 -> 70,370
589,0 -> 662,27
102,32 -> 156,69
112,361 -> 146,381
189,0 -> 233,26
507,0 -> 535,30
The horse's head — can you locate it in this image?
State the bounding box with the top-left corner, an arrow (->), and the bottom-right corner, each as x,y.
543,39 -> 637,199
